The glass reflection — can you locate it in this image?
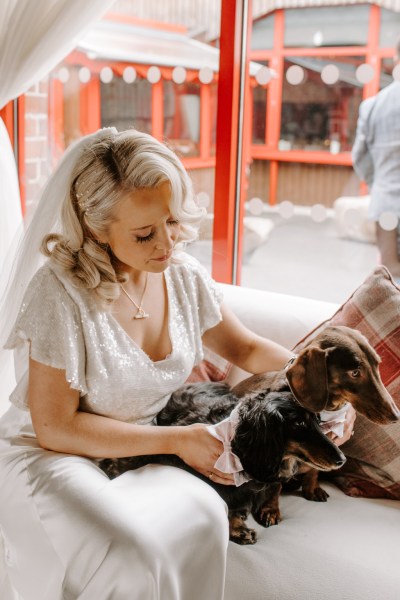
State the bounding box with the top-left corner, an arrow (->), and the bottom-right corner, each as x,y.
101,77 -> 152,134
280,56 -> 364,152
284,6 -> 370,47
163,80 -> 201,158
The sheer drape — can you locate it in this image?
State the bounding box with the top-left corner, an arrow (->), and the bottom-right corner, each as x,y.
0,0 -> 115,271
0,5 -> 115,593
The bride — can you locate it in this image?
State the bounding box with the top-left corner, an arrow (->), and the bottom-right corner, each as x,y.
0,127 -> 354,599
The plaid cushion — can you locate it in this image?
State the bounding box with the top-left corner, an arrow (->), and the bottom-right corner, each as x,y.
295,266 -> 400,499
186,346 -> 232,383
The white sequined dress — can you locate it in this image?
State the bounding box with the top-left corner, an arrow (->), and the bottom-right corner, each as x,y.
0,253 -> 229,600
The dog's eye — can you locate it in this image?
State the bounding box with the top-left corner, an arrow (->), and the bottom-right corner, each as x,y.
350,369 -> 361,378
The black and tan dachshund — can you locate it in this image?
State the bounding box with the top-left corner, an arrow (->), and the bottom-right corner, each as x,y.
99,383 -> 345,545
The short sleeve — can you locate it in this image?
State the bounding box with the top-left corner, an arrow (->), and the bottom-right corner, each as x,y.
5,264 -> 88,409
166,254 -> 224,368
180,254 -> 223,335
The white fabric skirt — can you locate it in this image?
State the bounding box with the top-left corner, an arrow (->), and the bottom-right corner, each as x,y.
0,406 -> 229,600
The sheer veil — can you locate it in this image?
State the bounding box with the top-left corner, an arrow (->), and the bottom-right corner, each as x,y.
0,127 -> 117,407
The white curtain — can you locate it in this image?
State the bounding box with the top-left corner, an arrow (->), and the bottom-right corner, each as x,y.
0,4 -> 118,594
0,0 -> 116,270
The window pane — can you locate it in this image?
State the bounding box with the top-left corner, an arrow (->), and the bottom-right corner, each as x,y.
59,66 -> 85,147
252,86 -> 267,144
240,195 -> 377,303
380,57 -> 397,89
251,13 -> 274,50
22,7 -> 224,278
284,6 -> 370,48
248,160 -> 270,203
280,56 -> 364,152
101,77 -> 152,134
210,82 -> 218,157
252,60 -> 269,145
379,8 -> 400,47
163,80 -> 200,157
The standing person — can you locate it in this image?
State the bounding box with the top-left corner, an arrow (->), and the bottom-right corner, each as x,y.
0,127 -> 355,600
352,41 -> 400,280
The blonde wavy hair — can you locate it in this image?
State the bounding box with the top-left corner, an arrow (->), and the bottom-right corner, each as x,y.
41,128 -> 205,308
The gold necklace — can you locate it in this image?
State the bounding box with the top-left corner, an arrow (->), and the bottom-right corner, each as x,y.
120,274 -> 149,319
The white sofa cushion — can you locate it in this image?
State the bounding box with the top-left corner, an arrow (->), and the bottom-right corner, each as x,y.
217,284 -> 399,600
225,482 -> 400,600
2,282 -> 399,600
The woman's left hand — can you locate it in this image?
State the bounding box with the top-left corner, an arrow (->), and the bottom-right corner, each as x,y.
328,405 -> 357,446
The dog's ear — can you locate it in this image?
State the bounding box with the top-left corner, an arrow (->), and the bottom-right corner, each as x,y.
286,346 -> 328,412
233,399 -> 286,482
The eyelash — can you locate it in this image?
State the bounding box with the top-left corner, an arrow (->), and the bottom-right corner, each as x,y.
136,232 -> 155,244
135,220 -> 179,244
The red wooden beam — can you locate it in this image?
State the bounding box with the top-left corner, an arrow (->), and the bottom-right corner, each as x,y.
80,77 -> 101,135
200,84 -> 211,160
267,9 -> 285,204
250,46 -> 368,60
48,79 -> 65,165
251,146 -> 353,166
0,101 -> 14,146
152,80 -> 163,140
1,99 -> 25,214
364,4 -> 381,99
213,0 -> 252,284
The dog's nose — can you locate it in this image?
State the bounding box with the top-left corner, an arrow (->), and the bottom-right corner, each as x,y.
335,449 -> 346,467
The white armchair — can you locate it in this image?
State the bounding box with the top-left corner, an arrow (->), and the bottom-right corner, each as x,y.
1,284 -> 399,600
220,283 -> 400,600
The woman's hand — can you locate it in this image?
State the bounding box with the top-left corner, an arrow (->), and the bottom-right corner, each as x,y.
328,405 -> 357,446
175,424 -> 235,486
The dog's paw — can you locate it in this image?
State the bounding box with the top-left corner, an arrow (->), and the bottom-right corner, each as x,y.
302,486 -> 329,502
230,526 -> 257,545
253,507 -> 281,528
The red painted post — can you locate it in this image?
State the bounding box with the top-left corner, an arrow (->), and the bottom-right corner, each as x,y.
212,0 -> 252,284
267,9 -> 284,205
80,77 -> 101,135
0,101 -> 14,146
48,79 -> 65,164
364,5 -> 381,99
152,80 -> 164,141
200,84 -> 211,160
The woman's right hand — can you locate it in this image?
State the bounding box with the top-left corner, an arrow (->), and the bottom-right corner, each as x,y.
174,424 -> 235,486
